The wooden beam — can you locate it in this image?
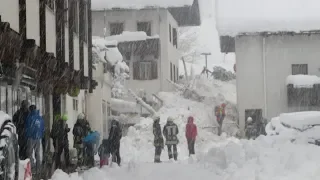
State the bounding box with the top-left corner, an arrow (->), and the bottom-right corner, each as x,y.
87,0 -> 93,93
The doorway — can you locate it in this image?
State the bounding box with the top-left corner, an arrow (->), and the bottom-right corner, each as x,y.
245,109 -> 262,128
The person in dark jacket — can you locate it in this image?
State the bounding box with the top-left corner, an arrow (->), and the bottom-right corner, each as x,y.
13,100 -> 29,160
73,113 -> 90,166
108,118 -> 122,166
185,116 -> 197,156
98,139 -> 111,167
25,105 -> 44,176
51,114 -> 70,169
163,116 -> 179,161
153,116 -> 164,163
245,117 -> 258,140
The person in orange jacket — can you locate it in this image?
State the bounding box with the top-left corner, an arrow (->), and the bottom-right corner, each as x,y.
215,103 -> 226,136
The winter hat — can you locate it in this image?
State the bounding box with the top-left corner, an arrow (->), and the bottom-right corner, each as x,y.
167,116 -> 174,122
188,116 -> 194,122
61,114 -> 68,121
77,113 -> 85,120
247,117 -> 253,123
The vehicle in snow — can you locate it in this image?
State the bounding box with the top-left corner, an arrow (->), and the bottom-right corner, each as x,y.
0,111 -> 19,180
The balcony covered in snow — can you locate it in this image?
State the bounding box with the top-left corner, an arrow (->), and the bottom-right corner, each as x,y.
286,75 -> 320,106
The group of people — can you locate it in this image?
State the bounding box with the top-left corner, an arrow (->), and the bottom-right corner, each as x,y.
12,99 -> 125,177
152,116 -> 198,163
13,100 -> 45,176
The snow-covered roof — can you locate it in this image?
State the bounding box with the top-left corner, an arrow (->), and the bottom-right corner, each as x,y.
216,0 -> 320,37
286,75 -> 320,88
106,31 -> 159,43
91,0 -> 194,10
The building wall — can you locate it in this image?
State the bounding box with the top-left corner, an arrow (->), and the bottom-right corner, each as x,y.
235,35 -> 264,133
236,34 -> 320,133
45,7 -> 56,55
26,0 -> 40,46
0,0 -> 19,32
87,63 -> 112,139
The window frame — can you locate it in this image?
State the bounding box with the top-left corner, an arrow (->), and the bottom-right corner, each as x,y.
137,21 -> 152,36
139,61 -> 152,80
169,24 -> 172,42
109,22 -> 124,36
291,64 -> 308,75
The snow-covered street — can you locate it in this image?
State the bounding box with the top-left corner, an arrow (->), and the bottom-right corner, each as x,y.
49,77 -> 320,180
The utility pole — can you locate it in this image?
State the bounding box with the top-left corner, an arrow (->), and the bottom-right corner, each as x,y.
201,52 -> 211,77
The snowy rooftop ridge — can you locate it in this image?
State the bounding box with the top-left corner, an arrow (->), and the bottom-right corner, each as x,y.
216,0 -> 320,36
91,0 -> 194,10
286,75 -> 320,88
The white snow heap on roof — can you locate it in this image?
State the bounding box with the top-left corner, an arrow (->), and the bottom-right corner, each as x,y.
286,75 -> 320,88
216,0 -> 320,36
106,31 -> 159,43
91,0 -> 193,10
92,37 -> 122,66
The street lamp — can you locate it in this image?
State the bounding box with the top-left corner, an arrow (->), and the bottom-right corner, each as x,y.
201,52 -> 211,77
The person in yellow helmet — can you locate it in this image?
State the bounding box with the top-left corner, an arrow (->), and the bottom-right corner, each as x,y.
50,114 -> 70,171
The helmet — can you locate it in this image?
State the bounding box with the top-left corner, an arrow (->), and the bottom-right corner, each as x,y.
77,113 -> 85,120
61,114 -> 68,121
167,116 -> 174,122
153,115 -> 160,121
221,103 -> 226,107
247,117 -> 253,123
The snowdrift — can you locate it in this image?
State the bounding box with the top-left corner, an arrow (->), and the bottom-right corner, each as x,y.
266,111 -> 320,142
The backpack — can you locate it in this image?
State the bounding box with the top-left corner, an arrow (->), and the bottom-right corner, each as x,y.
29,115 -> 43,139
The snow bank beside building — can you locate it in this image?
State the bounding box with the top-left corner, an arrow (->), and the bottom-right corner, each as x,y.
216,0 -> 320,36
286,75 -> 320,88
265,111 -> 320,142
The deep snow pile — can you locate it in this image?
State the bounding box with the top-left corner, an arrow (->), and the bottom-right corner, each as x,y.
286,75 -> 320,88
266,111 -> 320,142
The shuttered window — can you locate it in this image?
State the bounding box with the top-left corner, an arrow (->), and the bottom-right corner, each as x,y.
292,64 -> 308,75
133,61 -> 158,80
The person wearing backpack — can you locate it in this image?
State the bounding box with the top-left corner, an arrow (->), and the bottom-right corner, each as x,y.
73,113 -> 87,166
25,105 -> 44,177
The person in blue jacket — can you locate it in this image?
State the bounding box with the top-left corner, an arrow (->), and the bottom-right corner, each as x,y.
25,105 -> 44,176
83,130 -> 100,167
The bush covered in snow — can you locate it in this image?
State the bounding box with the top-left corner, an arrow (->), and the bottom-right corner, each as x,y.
211,66 -> 236,82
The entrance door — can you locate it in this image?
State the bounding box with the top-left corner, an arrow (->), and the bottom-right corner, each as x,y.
245,109 -> 262,128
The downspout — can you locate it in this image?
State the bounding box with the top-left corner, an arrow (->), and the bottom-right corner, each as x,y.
262,36 -> 267,118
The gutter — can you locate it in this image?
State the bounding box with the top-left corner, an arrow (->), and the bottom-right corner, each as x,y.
262,36 -> 268,118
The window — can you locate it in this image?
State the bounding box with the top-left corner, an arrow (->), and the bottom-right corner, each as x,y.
73,0 -> 79,34
84,3 -> 88,42
125,52 -> 131,60
110,23 -> 124,36
46,0 -> 55,10
64,0 -> 68,25
137,22 -> 151,36
133,61 -> 158,80
102,100 -> 107,137
169,24 -> 172,42
170,62 -> 173,81
73,98 -> 78,111
173,28 -> 178,48
176,67 -> 179,81
173,65 -> 176,82
292,64 -> 308,75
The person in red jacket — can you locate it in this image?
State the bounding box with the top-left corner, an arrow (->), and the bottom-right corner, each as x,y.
185,116 -> 197,156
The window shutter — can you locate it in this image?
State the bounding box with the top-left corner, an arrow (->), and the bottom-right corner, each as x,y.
133,62 -> 140,80
151,61 -> 158,79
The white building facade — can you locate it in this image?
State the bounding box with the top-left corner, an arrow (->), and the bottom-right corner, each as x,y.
234,32 -> 320,133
